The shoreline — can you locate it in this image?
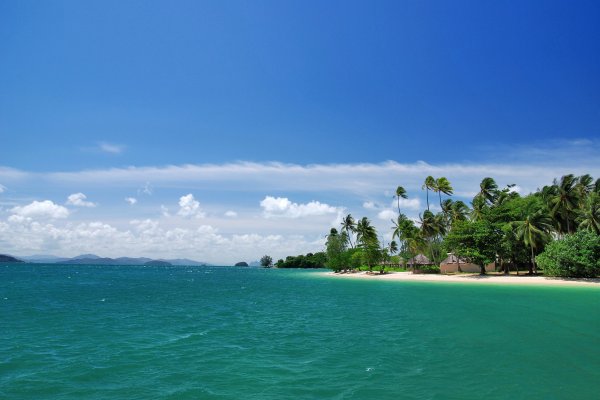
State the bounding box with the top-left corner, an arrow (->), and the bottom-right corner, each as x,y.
322,271 -> 600,287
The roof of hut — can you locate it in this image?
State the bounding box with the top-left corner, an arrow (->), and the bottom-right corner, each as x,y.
440,254 -> 469,264
407,254 -> 432,265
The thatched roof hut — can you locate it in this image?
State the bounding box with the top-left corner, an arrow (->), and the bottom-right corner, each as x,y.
440,254 -> 468,265
407,254 -> 433,266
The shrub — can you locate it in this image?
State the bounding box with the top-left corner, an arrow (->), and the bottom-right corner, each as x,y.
536,231 -> 600,278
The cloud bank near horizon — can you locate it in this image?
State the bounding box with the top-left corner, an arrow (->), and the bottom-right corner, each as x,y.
1,142 -> 599,263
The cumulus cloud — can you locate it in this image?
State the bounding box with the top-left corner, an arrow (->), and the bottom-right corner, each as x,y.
363,201 -> 378,210
0,214 -> 326,265
125,197 -> 137,205
98,142 -> 124,154
377,209 -> 397,221
224,210 -> 238,218
66,193 -> 96,207
177,194 -> 205,218
260,196 -> 341,219
11,200 -> 69,219
395,198 -> 421,211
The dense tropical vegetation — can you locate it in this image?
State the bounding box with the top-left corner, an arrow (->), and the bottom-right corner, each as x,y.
275,252 -> 327,269
318,173 -> 600,278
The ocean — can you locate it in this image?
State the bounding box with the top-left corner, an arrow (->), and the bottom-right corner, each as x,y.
1,264 -> 599,399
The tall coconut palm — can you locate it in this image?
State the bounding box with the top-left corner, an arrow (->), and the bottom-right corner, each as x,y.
575,174 -> 594,210
419,210 -> 437,260
549,174 -> 579,234
394,186 -> 408,215
389,240 -> 398,255
449,200 -> 469,228
435,177 -> 453,209
340,214 -> 356,248
422,176 -> 436,211
479,177 -> 499,205
579,192 -> 600,234
512,210 -> 553,274
355,217 -> 377,247
471,195 -> 487,221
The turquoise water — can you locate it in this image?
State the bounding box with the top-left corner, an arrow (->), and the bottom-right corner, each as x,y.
1,264 -> 599,399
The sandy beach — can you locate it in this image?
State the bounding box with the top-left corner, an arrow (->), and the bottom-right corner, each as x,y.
324,271 -> 600,287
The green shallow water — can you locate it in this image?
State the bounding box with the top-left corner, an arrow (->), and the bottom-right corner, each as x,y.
1,264 -> 599,399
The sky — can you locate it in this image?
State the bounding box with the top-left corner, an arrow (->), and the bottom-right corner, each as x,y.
1,1 -> 599,264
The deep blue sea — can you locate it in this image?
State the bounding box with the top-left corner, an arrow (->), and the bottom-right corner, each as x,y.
1,264 -> 599,399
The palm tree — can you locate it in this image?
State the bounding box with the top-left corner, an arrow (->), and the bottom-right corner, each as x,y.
435,177 -> 453,209
355,217 -> 379,272
340,214 -> 356,248
449,200 -> 469,228
389,240 -> 398,255
512,210 -> 553,274
419,210 -> 437,260
579,192 -> 600,234
549,174 -> 579,234
394,186 -> 408,215
575,174 -> 594,203
471,195 -> 487,221
422,176 -> 436,211
479,177 -> 499,205
356,217 -> 377,247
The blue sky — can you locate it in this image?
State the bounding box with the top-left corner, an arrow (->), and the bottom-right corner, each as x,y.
1,1 -> 599,263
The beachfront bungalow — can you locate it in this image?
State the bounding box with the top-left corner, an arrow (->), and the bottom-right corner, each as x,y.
407,254 -> 433,272
439,253 -> 495,273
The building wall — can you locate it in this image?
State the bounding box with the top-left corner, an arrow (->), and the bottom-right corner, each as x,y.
440,262 -> 496,273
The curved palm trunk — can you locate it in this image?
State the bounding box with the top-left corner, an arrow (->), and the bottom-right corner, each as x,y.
426,190 -> 430,211
530,244 -> 536,275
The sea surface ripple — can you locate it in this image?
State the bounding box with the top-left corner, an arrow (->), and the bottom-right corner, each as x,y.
1,264 -> 599,399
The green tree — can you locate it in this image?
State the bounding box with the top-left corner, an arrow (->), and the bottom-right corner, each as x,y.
443,220 -> 501,274
478,177 -> 499,205
355,217 -> 380,272
340,214 -> 356,248
511,209 -> 553,274
260,255 -> 273,268
325,228 -> 349,272
422,176 -> 436,211
578,192 -> 600,234
547,174 -> 579,234
394,186 -> 408,215
536,231 -> 600,278
435,177 -> 453,209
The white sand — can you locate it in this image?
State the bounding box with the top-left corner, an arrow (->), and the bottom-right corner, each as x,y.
323,271 -> 600,287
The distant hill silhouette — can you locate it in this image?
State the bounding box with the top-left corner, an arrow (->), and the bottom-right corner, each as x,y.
0,254 -> 24,263
234,261 -> 249,267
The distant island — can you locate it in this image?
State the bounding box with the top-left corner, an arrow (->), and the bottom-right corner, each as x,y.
234,262 -> 249,267
1,253 -> 210,266
0,254 -> 24,263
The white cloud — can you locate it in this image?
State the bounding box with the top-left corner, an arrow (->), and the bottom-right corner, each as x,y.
66,192 -> 96,207
139,182 -> 153,196
99,142 -> 124,154
260,196 -> 341,219
394,198 -> 421,211
0,184 -> 6,193
177,194 -> 205,218
11,200 -> 69,219
125,197 -> 137,205
160,205 -> 170,217
363,201 -> 378,210
224,210 -> 238,218
377,209 -> 397,221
